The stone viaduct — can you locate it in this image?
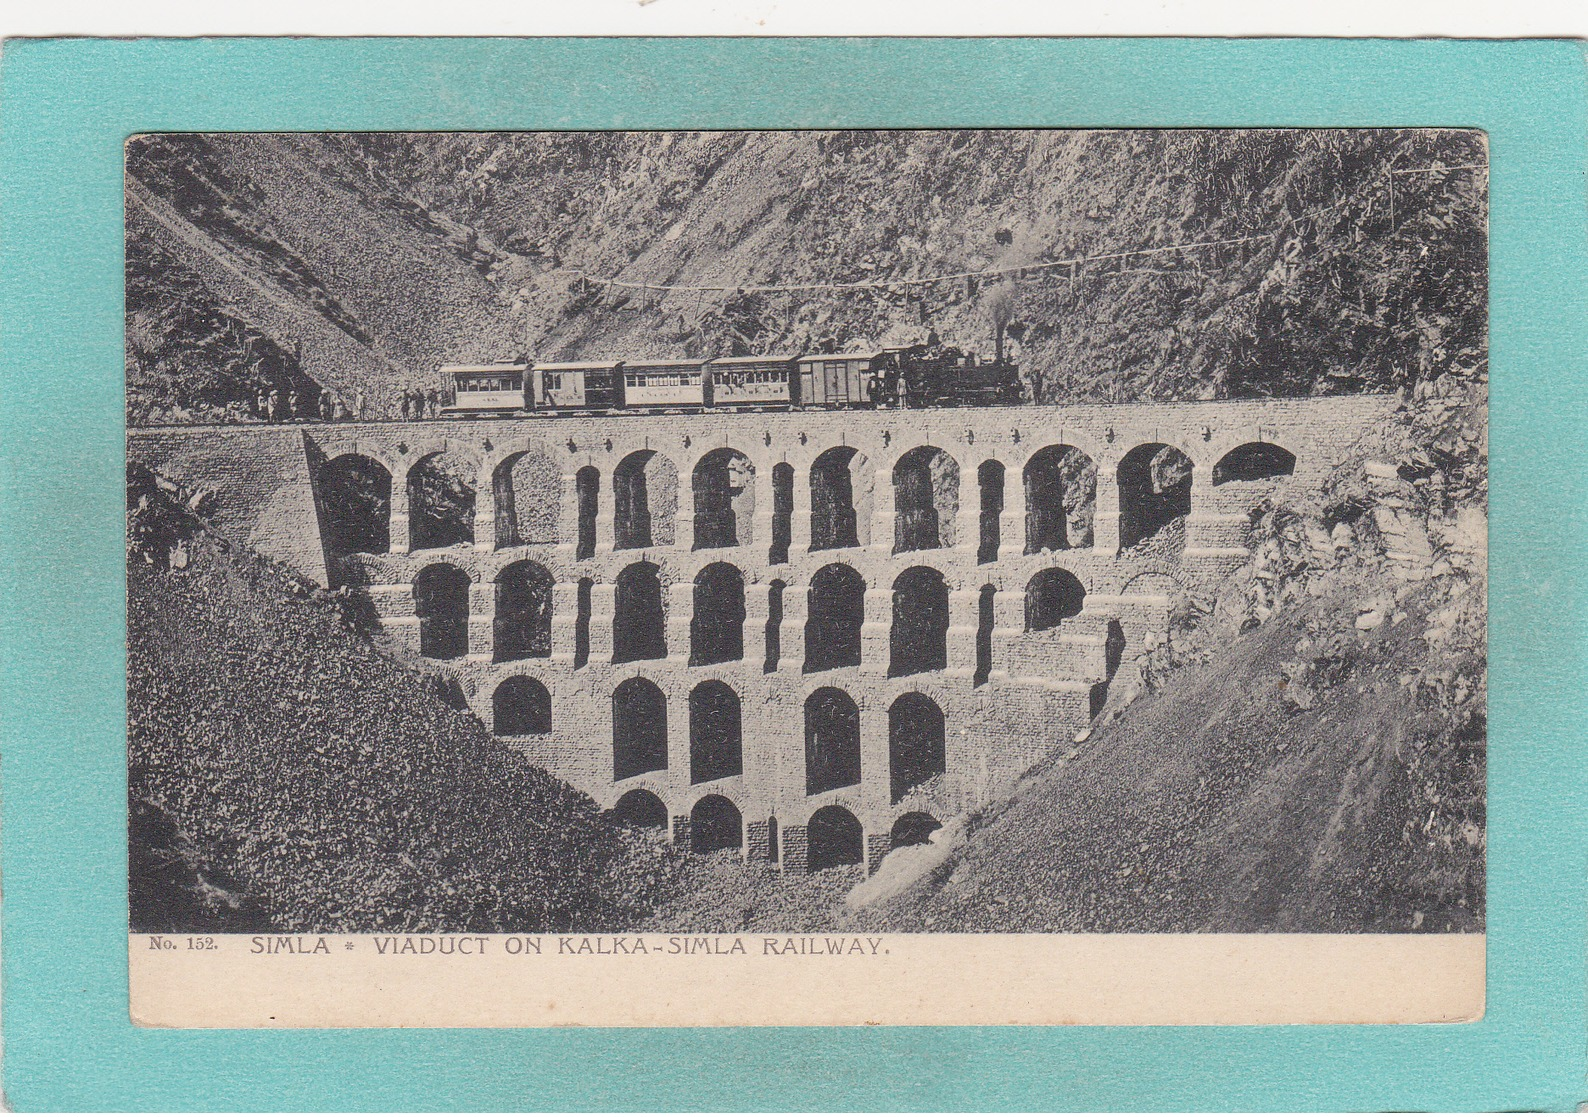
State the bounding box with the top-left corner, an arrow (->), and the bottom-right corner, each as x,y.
128,395 -> 1393,875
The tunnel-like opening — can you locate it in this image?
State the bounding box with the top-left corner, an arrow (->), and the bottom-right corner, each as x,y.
764,579 -> 785,672
1026,568 -> 1086,632
412,563 -> 470,660
804,687 -> 861,795
889,566 -> 949,677
319,453 -> 391,556
612,676 -> 668,781
769,462 -> 793,564
974,584 -> 995,687
890,811 -> 943,848
692,448 -> 755,550
690,562 -> 745,666
977,459 -> 1004,564
1090,617 -> 1129,718
612,562 -> 666,664
889,692 -> 946,803
494,560 -> 553,661
575,466 -> 599,560
892,446 -> 958,553
690,795 -> 743,854
807,805 -> 863,872
611,788 -> 668,831
804,563 -> 865,673
429,672 -> 469,712
1024,444 -> 1096,553
1118,443 -> 1192,552
574,576 -> 592,669
1106,618 -> 1127,679
810,446 -> 862,550
493,676 -> 551,736
493,450 -> 560,548
408,450 -> 476,550
613,450 -> 676,550
689,681 -> 743,784
1213,441 -> 1296,485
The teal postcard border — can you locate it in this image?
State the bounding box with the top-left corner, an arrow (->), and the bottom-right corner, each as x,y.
1,36 -> 1584,1111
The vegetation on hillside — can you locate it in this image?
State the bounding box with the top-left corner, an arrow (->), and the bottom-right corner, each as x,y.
126,129 -> 1486,423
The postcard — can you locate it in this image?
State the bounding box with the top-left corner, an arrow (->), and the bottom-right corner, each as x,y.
122,127 -> 1487,1027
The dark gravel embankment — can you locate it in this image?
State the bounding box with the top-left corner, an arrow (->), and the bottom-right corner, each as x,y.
127,470 -> 667,934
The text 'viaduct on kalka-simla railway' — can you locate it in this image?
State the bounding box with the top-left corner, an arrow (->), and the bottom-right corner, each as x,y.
130,344 -> 1393,876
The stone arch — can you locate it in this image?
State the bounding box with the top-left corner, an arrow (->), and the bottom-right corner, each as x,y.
1118,571 -> 1184,596
804,563 -> 865,673
889,692 -> 946,804
1026,567 -> 1086,632
407,449 -> 477,550
612,562 -> 666,664
811,446 -> 872,551
1024,444 -> 1096,553
492,448 -> 561,548
692,447 -> 756,550
319,453 -> 391,556
807,805 -> 863,871
613,449 -> 677,550
891,811 -> 942,848
412,563 -> 470,660
769,462 -> 794,564
493,676 -> 551,736
575,466 -> 600,560
611,788 -> 668,831
689,680 -> 743,784
890,566 -> 949,677
494,560 -> 553,661
690,794 -> 744,854
1117,443 -> 1193,553
977,459 -> 1005,564
690,562 -> 746,666
804,687 -> 861,795
612,676 -> 668,781
892,445 -> 959,553
1213,441 -> 1297,485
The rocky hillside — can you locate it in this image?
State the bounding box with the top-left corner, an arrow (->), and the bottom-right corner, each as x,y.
633,379 -> 1487,934
127,469 -> 667,933
125,129 -> 1486,424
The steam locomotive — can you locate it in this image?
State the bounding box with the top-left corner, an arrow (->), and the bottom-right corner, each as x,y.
440,344 -> 1023,419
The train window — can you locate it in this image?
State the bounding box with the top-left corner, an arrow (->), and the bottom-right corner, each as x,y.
544,373 -> 562,391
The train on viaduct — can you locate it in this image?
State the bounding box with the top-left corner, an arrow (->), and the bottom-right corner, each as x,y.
128,394 -> 1393,876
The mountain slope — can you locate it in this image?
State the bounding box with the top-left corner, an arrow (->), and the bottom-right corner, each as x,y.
126,129 -> 1487,423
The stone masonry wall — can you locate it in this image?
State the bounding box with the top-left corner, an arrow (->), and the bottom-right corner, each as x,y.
129,395 -> 1394,874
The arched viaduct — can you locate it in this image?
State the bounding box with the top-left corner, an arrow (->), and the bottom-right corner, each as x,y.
129,395 -> 1393,875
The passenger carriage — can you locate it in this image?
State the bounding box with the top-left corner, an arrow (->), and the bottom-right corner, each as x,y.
705,354 -> 798,409
439,362 -> 530,417
620,359 -> 707,410
531,361 -> 622,412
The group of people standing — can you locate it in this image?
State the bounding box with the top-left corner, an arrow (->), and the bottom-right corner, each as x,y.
244,382 -> 441,423
400,386 -> 443,421
249,385 -> 366,423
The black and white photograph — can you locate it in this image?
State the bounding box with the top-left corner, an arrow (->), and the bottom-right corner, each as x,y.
126,128 -> 1487,955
